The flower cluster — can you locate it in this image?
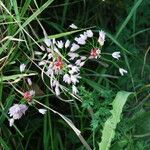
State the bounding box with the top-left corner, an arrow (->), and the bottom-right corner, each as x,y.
34,28 -> 127,98
8,27 -> 128,127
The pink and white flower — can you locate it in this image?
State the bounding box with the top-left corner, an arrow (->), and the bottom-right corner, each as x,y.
85,30 -> 93,37
68,52 -> 79,60
98,30 -> 105,46
63,74 -> 71,84
70,43 -> 80,52
9,104 -> 28,120
89,48 -> 101,59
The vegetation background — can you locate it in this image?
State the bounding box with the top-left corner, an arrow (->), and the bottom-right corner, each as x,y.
0,0 -> 150,150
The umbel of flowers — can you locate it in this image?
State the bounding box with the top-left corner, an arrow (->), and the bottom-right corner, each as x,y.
8,27 -> 128,127
35,29 -> 127,97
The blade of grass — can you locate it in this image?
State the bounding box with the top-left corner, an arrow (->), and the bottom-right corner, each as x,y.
115,0 -> 143,39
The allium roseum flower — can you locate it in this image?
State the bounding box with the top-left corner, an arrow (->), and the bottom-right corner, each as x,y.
23,90 -> 35,102
20,64 -> 26,73
75,37 -> 86,45
44,37 -> 51,47
72,85 -> 78,95
8,104 -> 28,127
70,43 -> 80,52
38,109 -> 47,114
68,52 -> 79,60
54,57 -> 64,70
112,52 -> 121,60
65,40 -> 70,48
9,104 -> 28,120
56,40 -> 64,49
63,74 -> 71,84
89,48 -> 101,59
27,78 -> 32,86
85,30 -> 93,37
9,118 -> 14,127
70,74 -> 81,85
98,30 -> 105,46
119,68 -> 128,76
69,24 -> 78,29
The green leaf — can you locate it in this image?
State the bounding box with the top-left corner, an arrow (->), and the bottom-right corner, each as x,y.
99,91 -> 132,150
0,137 -> 10,150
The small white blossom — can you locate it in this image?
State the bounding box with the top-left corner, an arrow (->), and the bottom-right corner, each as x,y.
80,56 -> 87,60
20,64 -> 26,73
38,61 -> 46,66
27,78 -> 32,86
68,52 -> 79,60
75,37 -> 86,45
69,24 -> 78,29
70,74 -> 81,85
72,85 -> 78,95
79,61 -> 85,67
38,109 -> 47,115
119,68 -> 128,76
65,40 -> 70,48
52,38 -> 56,44
44,38 -> 51,47
70,43 -> 80,52
56,40 -> 64,49
98,30 -> 105,46
75,59 -> 81,66
29,90 -> 35,96
75,59 -> 85,67
112,52 -> 121,60
9,118 -> 14,127
86,30 -> 93,37
9,104 -> 28,120
68,65 -> 80,74
46,68 -> 53,76
63,74 -> 71,84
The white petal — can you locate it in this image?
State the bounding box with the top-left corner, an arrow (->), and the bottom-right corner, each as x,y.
38,109 -> 47,115
72,85 -> 78,95
65,40 -> 70,48
112,52 -> 121,60
56,40 -> 64,49
98,30 -> 105,46
29,90 -> 35,96
70,43 -> 80,52
119,68 -> 128,76
27,78 -> 32,86
86,30 -> 93,37
9,118 -> 14,127
69,24 -> 78,29
20,64 -> 26,73
44,38 -> 51,47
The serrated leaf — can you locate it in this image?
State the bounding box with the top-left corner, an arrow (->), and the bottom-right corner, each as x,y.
99,91 -> 132,150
